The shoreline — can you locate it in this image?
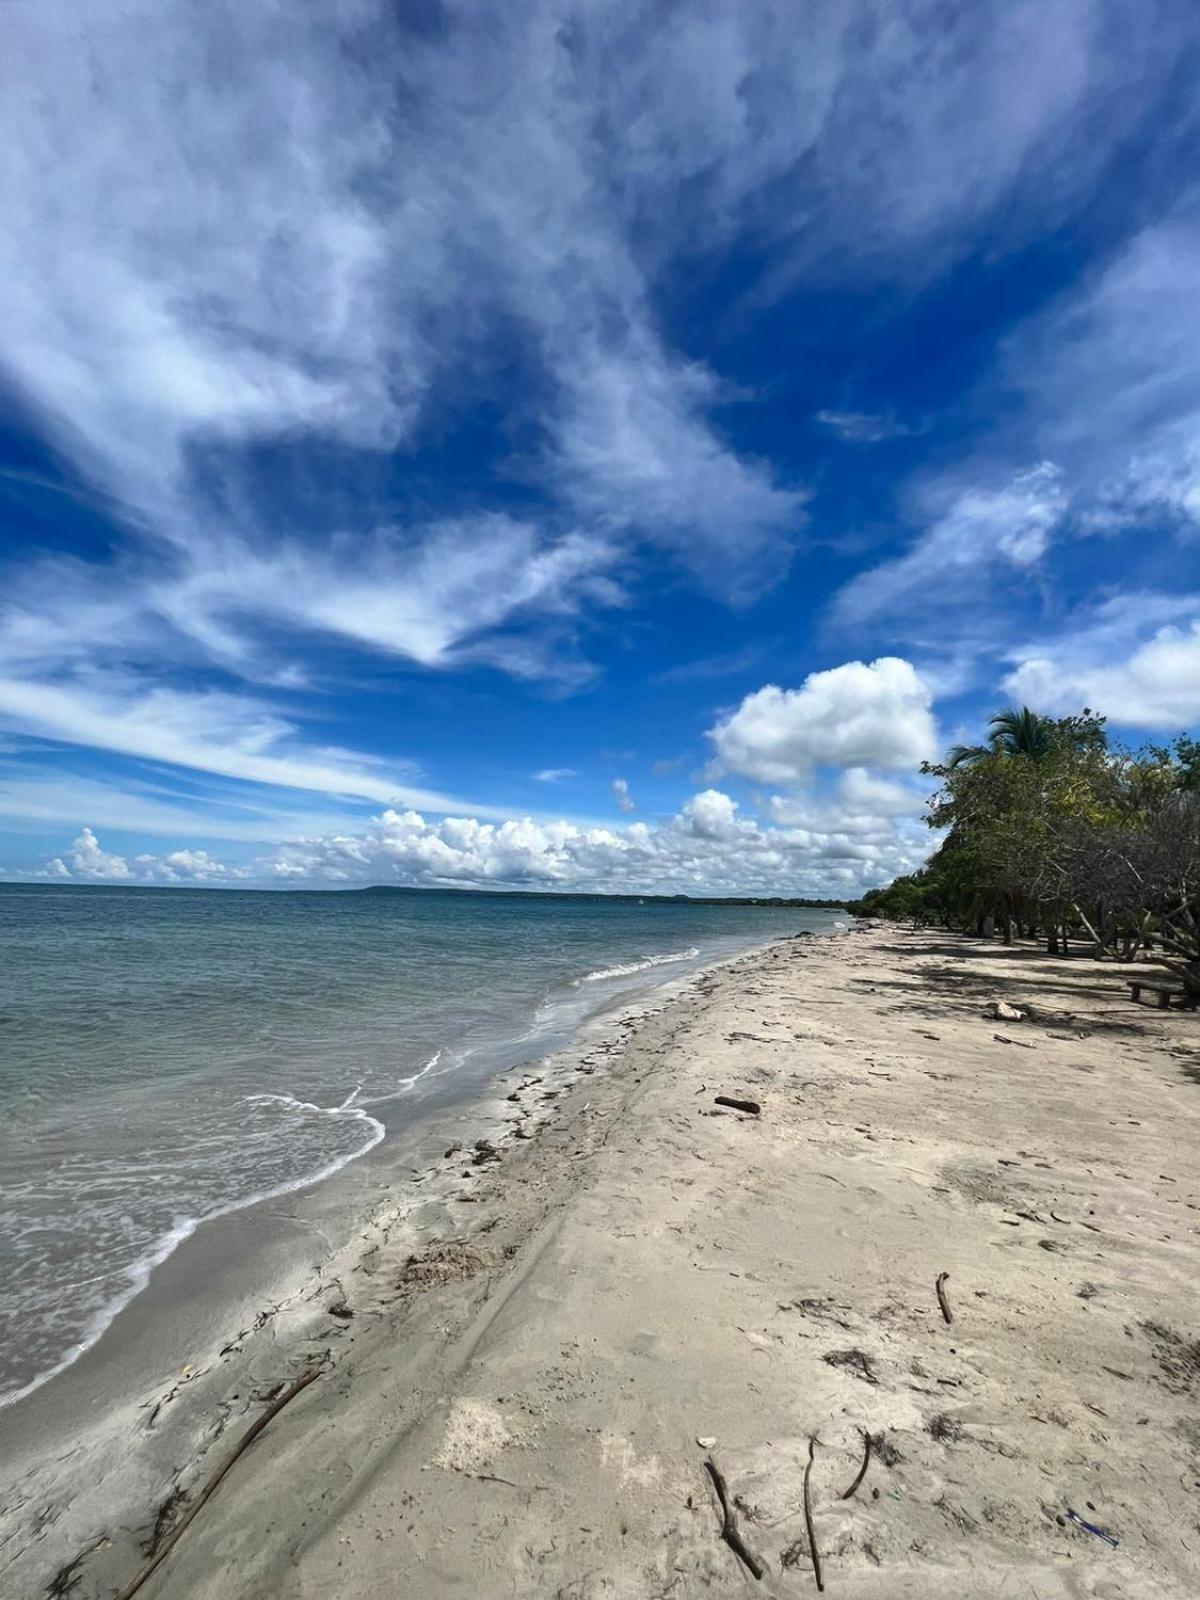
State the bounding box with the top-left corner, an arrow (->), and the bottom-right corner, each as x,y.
7,921 -> 1200,1598
0,928 -> 813,1596
1,926 -> 807,1420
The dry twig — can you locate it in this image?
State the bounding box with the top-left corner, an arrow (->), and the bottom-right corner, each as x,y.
935,1271 -> 953,1326
803,1435 -> 824,1592
839,1429 -> 872,1500
704,1456 -> 766,1581
113,1366 -> 323,1600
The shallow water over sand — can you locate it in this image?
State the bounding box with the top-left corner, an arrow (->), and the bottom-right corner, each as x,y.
0,883 -> 839,1404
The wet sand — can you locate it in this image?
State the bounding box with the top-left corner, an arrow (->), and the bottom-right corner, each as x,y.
5,924 -> 1200,1598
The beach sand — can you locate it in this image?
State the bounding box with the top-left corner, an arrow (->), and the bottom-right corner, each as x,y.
6,923 -> 1200,1598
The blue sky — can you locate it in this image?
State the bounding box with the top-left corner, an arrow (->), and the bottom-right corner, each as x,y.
2,1 -> 1200,894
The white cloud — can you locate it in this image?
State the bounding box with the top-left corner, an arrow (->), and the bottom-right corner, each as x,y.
0,4 -> 1164,638
0,672 -> 539,817
815,410 -> 913,444
48,828 -> 239,884
709,658 -> 938,785
834,463 -> 1067,628
35,777 -> 936,896
0,768 -> 364,843
251,789 -> 929,895
553,342 -> 804,595
62,827 -> 131,880
0,0 -> 1184,810
681,789 -> 740,840
136,847 -> 236,883
836,767 -> 928,817
1004,593 -> 1200,728
1002,206 -> 1200,526
535,768 -> 577,784
611,777 -> 636,814
0,1 -> 813,677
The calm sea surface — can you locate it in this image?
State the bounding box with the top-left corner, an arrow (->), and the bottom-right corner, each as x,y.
0,884 -> 842,1406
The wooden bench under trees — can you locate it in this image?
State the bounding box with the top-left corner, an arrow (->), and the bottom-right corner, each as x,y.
1126,977 -> 1197,1010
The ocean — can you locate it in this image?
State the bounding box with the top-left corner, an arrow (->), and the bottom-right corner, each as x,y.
0,883 -> 843,1408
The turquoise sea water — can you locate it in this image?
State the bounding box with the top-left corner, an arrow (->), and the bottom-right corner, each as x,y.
0,884 -> 842,1406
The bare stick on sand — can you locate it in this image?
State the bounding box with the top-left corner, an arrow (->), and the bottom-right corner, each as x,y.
804,1436 -> 824,1592
704,1455 -> 766,1580
839,1428 -> 872,1500
114,1366 -> 323,1600
935,1271 -> 953,1325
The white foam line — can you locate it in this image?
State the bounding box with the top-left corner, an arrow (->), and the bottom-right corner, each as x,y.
0,1101 -> 385,1413
360,1048 -> 448,1107
575,946 -> 700,985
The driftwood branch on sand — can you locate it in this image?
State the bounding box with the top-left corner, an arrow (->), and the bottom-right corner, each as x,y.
113,1366 -> 323,1600
704,1455 -> 766,1580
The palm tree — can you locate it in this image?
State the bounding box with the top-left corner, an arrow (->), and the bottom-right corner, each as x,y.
947,707 -> 1056,769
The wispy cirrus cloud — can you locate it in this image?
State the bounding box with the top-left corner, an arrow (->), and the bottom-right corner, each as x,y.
815,410 -> 916,444
0,0 -> 1190,837
0,671 -> 551,818
832,463 -> 1068,635
1001,201 -> 1200,529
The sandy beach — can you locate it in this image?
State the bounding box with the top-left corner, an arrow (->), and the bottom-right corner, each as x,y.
6,922 -> 1200,1599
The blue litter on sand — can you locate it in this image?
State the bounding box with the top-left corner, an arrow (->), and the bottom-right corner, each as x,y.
1065,1508 -> 1119,1549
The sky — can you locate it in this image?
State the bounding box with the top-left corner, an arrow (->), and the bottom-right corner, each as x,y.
2,0 -> 1200,896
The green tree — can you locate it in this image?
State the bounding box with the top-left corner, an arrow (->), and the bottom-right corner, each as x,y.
946,706 -> 1105,769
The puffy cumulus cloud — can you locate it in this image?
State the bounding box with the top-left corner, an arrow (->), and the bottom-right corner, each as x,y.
1005,605 -> 1200,729
46,829 -> 240,884
836,768 -> 929,817
833,463 -> 1067,630
681,789 -> 740,840
55,826 -> 131,881
611,777 -> 636,813
764,771 -> 933,860
37,773 -> 934,895
709,659 -> 938,785
255,789 -> 930,897
135,848 -> 235,883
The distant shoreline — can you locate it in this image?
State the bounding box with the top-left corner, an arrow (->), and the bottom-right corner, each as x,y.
0,878 -> 852,906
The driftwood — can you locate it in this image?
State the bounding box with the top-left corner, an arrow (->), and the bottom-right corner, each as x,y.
714,1095 -> 762,1115
839,1428 -> 872,1499
803,1436 -> 824,1592
935,1271 -> 953,1326
113,1366 -> 323,1600
704,1456 -> 766,1581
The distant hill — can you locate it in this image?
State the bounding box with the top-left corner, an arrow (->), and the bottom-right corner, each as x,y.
358,884 -> 849,909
